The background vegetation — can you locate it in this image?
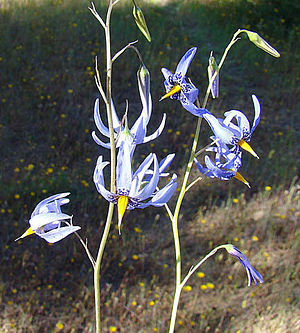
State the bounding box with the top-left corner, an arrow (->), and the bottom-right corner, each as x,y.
0,0 -> 299,332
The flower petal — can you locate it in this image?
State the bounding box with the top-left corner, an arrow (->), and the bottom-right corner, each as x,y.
36,225 -> 81,243
143,113 -> 166,143
175,47 -> 197,78
135,154 -> 159,201
251,94 -> 261,134
31,193 -> 70,217
140,174 -> 177,208
93,156 -> 115,202
29,212 -> 72,230
116,141 -> 133,192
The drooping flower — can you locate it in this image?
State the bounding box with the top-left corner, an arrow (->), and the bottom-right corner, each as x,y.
202,95 -> 261,158
194,140 -> 250,187
93,142 -> 177,234
224,244 -> 264,286
92,65 -> 166,152
160,47 -> 207,116
15,193 -> 80,243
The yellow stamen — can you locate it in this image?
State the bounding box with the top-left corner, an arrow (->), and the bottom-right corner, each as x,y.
159,85 -> 181,101
234,172 -> 250,188
238,139 -> 259,159
15,227 -> 35,241
117,196 -> 129,235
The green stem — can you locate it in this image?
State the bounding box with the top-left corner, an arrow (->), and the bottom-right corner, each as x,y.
94,202 -> 114,333
93,1 -> 117,332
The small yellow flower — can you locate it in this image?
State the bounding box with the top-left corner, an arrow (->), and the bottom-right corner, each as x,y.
12,288 -> 17,294
234,237 -> 239,242
265,186 -> 272,191
109,326 -> 117,332
132,254 -> 139,260
56,322 -> 64,330
200,284 -> 207,290
134,227 -> 142,233
183,285 -> 192,292
241,300 -> 247,308
197,272 -> 205,278
67,89 -> 73,94
14,194 -> 20,199
178,320 -> 183,325
233,198 -> 239,203
139,282 -> 144,287
206,283 -> 215,289
148,300 -> 155,306
163,263 -> 168,268
131,300 -> 137,306
228,275 -> 233,280
200,218 -> 206,224
14,167 -> 20,173
153,328 -> 158,332
252,235 -> 259,242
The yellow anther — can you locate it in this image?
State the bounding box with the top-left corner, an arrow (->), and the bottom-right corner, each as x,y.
234,172 -> 250,188
15,227 -> 35,241
238,139 -> 259,159
159,85 -> 181,101
117,196 -> 129,234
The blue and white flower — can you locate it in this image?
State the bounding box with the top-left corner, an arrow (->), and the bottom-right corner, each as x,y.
194,140 -> 250,187
160,47 -> 207,116
202,95 -> 261,158
224,244 -> 264,286
16,193 -> 80,243
93,142 -> 177,233
92,65 -> 166,152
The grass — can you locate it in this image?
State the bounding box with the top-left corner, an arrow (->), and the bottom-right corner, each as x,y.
0,0 -> 299,332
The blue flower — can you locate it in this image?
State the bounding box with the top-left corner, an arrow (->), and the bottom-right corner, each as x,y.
202,95 -> 261,158
224,245 -> 264,286
15,193 -> 80,243
194,140 -> 250,187
93,142 -> 177,233
92,65 -> 166,152
160,47 -> 207,116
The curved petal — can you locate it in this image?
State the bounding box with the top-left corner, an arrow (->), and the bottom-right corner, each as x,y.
130,153 -> 154,196
135,154 -> 159,201
175,47 -> 197,78
161,67 -> 173,81
205,155 -> 235,180
194,157 -> 214,178
91,131 -> 111,149
251,94 -> 261,134
140,174 -> 177,208
37,225 -> 81,243
223,110 -> 250,138
130,113 -> 147,144
93,156 -> 115,202
143,113 -> 166,143
203,113 -> 239,144
94,99 -> 110,138
29,213 -> 72,230
31,193 -> 70,217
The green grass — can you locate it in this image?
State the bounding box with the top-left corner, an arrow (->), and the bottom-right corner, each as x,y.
0,0 -> 299,332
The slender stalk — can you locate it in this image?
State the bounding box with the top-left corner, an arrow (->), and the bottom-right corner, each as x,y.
94,202 -> 114,333
92,2 -> 117,332
168,30 -> 243,332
